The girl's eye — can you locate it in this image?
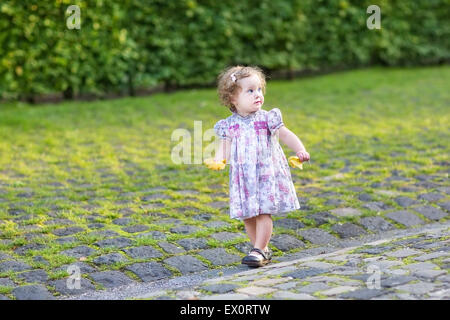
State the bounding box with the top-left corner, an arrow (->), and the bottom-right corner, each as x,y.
248,89 -> 253,93
258,88 -> 262,92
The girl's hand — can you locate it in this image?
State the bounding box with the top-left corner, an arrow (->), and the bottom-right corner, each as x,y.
296,150 -> 310,162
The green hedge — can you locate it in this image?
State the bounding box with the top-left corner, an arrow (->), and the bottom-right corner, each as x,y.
1,0 -> 449,101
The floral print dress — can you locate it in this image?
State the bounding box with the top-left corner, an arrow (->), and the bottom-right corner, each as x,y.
214,108 -> 300,220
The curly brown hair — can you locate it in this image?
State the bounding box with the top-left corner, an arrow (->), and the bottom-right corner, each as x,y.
217,65 -> 266,113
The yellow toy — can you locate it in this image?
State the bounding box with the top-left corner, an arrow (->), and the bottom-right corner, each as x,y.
204,158 -> 227,171
288,156 -> 303,169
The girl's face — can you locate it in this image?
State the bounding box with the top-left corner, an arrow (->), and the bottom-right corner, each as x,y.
231,74 -> 264,117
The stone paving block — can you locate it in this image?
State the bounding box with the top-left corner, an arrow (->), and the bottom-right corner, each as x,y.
284,268 -> 328,280
61,246 -> 99,260
436,274 -> 450,282
333,279 -> 364,287
198,248 -> 241,266
122,246 -> 163,259
49,278 -> 96,296
192,213 -> 212,221
403,262 -> 439,272
386,211 -> 425,227
89,271 -> 135,288
331,223 -> 367,238
94,237 -> 134,249
207,201 -> 228,209
413,269 -> 447,280
236,286 -> 276,296
170,225 -> 201,235
122,225 -> 149,233
201,284 -> 240,294
427,288 -> 450,299
297,228 -> 338,245
137,231 -> 167,240
326,254 -> 352,262
16,269 -> 49,283
307,211 -> 337,226
395,282 -> 437,295
177,238 -> 209,251
321,286 -> 358,296
339,288 -> 385,299
385,211 -> 425,227
176,290 -> 201,299
413,251 -> 450,261
438,201 -> 450,212
202,293 -> 249,300
271,234 -> 305,251
383,269 -> 409,276
14,243 -> 47,255
359,216 -> 396,232
95,253 -> 128,266
56,262 -> 97,274
250,278 -> 291,287
273,218 -> 305,230
411,241 -> 444,250
0,278 -> 15,287
204,221 -> 230,229
125,262 -> 172,282
362,202 -> 394,212
264,266 -> 297,276
164,255 -> 208,274
272,291 -> 316,300
378,275 -> 417,288
413,206 -> 447,221
418,193 -> 445,203
12,285 -> 55,300
385,248 -> 422,258
394,196 -> 420,208
300,261 -> 336,269
325,199 -> 345,206
0,260 -> 32,272
374,190 -> 400,197
330,208 -> 363,217
368,259 -> 404,270
307,275 -> 346,283
274,282 -> 297,290
296,282 -> 330,293
52,227 -> 84,236
158,242 -> 185,254
0,253 -> 13,261
358,245 -> 394,255
210,232 -> 245,242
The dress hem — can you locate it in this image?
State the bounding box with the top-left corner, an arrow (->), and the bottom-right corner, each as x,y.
231,204 -> 301,221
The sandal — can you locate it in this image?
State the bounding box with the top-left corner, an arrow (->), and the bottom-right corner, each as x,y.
242,248 -> 271,267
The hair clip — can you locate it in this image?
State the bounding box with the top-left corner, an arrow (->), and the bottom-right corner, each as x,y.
230,73 -> 237,82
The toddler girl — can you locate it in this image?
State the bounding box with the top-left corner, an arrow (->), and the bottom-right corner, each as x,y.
204,65 -> 310,267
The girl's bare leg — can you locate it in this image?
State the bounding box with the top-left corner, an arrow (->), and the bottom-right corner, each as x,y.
253,214 -> 272,252
243,216 -> 257,246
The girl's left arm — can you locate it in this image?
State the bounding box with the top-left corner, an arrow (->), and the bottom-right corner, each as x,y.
278,126 -> 310,161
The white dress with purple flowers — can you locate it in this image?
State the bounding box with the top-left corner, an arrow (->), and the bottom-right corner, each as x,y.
214,108 -> 300,220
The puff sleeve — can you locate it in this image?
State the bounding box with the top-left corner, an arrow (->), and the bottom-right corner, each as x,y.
213,119 -> 230,140
267,108 -> 284,134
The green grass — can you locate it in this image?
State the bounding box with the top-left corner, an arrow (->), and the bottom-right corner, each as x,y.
0,65 -> 449,298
